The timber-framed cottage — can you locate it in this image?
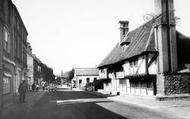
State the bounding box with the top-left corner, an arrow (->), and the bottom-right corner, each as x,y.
98,0 -> 190,97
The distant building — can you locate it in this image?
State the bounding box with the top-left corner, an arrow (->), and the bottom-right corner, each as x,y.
27,42 -> 34,90
33,57 -> 55,87
72,68 -> 99,89
33,55 -> 42,86
98,0 -> 190,97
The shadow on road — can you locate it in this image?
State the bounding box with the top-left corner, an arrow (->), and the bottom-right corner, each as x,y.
43,91 -> 129,119
48,91 -> 108,100
3,91 -> 129,119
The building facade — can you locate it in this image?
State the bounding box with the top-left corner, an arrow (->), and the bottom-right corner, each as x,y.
73,68 -> 99,89
27,42 -> 34,90
0,0 -> 28,106
98,0 -> 190,97
33,55 -> 42,86
33,55 -> 55,87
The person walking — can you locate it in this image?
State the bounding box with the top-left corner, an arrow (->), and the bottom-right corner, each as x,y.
41,81 -> 45,91
32,83 -> 35,91
18,80 -> 28,103
36,84 -> 39,91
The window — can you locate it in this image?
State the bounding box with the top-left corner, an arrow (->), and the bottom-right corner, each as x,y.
101,69 -> 104,73
3,77 -> 11,94
4,28 -> 10,53
38,66 -> 41,72
86,78 -> 90,83
17,20 -> 19,30
147,82 -> 153,89
129,61 -> 133,67
15,36 -> 19,58
129,59 -> 138,67
134,59 -> 138,67
19,40 -> 22,58
23,47 -> 25,63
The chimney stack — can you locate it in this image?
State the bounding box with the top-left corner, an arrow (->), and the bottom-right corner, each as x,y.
119,20 -> 129,42
154,0 -> 177,73
154,0 -> 178,96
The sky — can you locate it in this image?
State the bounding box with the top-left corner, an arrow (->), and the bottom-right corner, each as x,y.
12,0 -> 190,75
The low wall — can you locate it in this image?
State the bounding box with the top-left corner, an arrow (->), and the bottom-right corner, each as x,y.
165,74 -> 190,95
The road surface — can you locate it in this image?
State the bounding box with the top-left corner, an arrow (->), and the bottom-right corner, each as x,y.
2,90 -> 180,119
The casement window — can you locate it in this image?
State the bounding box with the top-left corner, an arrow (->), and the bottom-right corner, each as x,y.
37,66 -> 41,72
134,60 -> 138,67
3,77 -> 11,94
129,59 -> 138,67
4,28 -> 10,53
100,69 -> 104,73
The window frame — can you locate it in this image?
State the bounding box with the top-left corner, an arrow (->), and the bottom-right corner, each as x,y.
4,27 -> 10,53
3,76 -> 11,94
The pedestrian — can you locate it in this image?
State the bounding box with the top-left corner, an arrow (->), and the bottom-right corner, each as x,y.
32,83 -> 35,91
36,84 -> 39,91
18,80 -> 28,103
42,81 -> 45,91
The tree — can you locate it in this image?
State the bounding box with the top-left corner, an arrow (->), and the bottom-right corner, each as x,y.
66,68 -> 74,83
41,63 -> 55,83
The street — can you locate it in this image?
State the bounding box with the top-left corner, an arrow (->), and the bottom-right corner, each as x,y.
2,90 -> 180,119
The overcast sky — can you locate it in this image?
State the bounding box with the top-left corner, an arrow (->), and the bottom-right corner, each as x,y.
12,0 -> 190,75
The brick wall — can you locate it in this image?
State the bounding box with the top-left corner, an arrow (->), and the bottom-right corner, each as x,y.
165,74 -> 190,95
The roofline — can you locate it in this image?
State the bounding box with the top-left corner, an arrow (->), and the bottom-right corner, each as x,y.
98,51 -> 158,69
75,67 -> 98,69
76,74 -> 99,76
12,2 -> 28,35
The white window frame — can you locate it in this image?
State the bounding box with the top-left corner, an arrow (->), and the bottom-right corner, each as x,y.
4,28 -> 10,53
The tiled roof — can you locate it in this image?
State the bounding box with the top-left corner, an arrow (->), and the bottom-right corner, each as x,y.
98,20 -> 156,68
75,68 -> 99,76
98,19 -> 190,69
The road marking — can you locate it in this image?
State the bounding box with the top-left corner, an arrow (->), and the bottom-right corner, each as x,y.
49,98 -> 111,105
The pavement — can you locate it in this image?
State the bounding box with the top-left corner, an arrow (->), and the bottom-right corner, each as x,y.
2,90 -> 45,108
2,91 -> 45,111
63,88 -> 190,119
92,91 -> 190,119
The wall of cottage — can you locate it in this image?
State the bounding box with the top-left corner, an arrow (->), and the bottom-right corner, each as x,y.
123,56 -> 146,76
99,68 -> 107,79
164,74 -> 190,95
148,60 -> 157,74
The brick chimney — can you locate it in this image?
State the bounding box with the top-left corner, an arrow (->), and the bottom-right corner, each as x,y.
154,0 -> 177,73
119,21 -> 129,42
154,0 -> 178,96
